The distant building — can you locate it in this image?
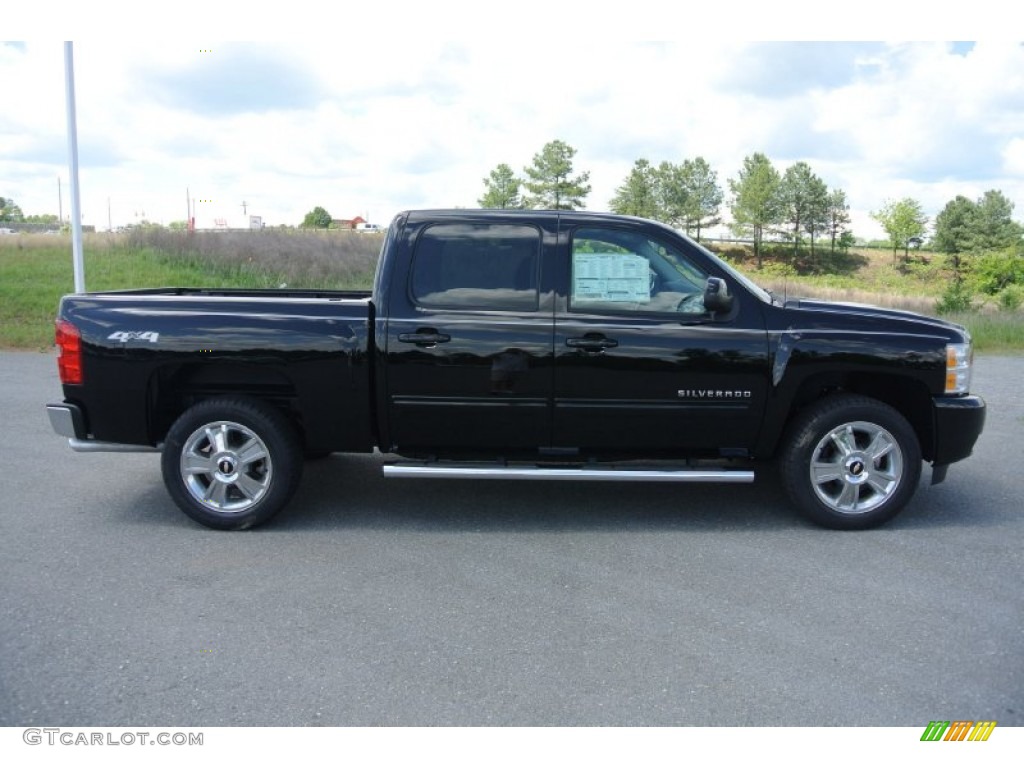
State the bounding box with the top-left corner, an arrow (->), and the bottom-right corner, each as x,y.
332,216 -> 367,230
193,213 -> 263,231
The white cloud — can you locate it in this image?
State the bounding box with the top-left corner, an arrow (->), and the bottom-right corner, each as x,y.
2,40 -> 1023,240
1004,139 -> 1024,176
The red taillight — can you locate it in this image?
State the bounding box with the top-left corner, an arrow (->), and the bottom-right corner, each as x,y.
56,319 -> 83,385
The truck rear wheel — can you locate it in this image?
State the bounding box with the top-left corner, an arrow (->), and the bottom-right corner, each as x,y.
161,398 -> 303,530
780,394 -> 922,530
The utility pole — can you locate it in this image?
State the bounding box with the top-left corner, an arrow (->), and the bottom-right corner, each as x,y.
64,42 -> 85,292
58,176 -> 63,225
241,200 -> 248,216
107,197 -> 112,233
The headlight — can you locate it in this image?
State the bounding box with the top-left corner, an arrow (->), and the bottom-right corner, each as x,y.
945,342 -> 972,394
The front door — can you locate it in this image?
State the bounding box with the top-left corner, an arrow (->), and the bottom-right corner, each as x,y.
553,223 -> 770,456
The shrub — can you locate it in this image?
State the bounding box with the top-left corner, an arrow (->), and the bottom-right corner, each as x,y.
935,281 -> 974,314
758,261 -> 798,278
996,285 -> 1024,312
970,249 -> 1024,295
715,246 -> 750,263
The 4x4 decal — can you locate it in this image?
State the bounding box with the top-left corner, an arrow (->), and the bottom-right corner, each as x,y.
107,331 -> 160,343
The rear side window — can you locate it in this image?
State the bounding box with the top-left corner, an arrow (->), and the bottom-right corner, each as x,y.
410,223 -> 541,311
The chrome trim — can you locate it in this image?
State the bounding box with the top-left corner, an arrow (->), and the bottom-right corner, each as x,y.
69,439 -> 161,453
47,405 -> 80,438
383,464 -> 755,483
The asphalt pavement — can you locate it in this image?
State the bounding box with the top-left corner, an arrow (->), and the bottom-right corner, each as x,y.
1,350 -> 1021,726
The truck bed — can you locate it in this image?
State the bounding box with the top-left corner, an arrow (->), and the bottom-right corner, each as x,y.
53,288 -> 375,453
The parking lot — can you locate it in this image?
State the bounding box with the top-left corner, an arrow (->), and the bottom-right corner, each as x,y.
1,350 -> 1021,726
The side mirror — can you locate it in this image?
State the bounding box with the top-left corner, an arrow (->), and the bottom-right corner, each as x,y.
704,277 -> 733,314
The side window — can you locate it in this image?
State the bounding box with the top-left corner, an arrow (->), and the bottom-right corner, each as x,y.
570,227 -> 709,315
410,223 -> 540,311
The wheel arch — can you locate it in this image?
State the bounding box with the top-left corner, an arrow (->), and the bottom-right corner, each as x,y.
146,362 -> 307,448
762,371 -> 935,461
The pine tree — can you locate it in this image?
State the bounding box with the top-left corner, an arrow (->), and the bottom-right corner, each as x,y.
728,153 -> 782,266
522,140 -> 591,210
609,159 -> 658,219
478,164 -> 525,209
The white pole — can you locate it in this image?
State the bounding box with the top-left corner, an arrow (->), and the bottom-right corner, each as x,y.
64,42 -> 85,293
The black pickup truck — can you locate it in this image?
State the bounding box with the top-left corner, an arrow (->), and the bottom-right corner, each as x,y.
47,209 -> 985,530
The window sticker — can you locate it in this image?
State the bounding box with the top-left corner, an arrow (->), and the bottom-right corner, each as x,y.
573,252 -> 650,303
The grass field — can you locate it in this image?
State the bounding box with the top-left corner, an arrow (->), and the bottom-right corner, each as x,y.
0,230 -> 379,348
2,231 -> 1020,352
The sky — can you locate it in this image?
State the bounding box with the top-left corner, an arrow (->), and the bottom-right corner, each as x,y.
3,7 -> 1023,240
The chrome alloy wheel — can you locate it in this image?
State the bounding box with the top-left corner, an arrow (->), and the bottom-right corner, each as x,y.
809,420 -> 904,515
180,420 -> 272,512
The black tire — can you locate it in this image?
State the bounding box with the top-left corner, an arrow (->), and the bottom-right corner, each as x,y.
780,394 -> 922,530
161,397 -> 303,530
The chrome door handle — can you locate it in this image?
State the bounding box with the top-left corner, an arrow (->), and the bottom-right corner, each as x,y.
398,331 -> 451,347
566,336 -> 618,351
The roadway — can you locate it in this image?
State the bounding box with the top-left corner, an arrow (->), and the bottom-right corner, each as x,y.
1,351 -> 1021,726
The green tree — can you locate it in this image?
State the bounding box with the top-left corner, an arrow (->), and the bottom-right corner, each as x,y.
478,163 -> 525,209
934,191 -> 1023,255
802,176 -> 831,257
0,196 -> 25,222
654,161 -> 688,229
932,195 -> 979,280
24,213 -> 60,225
825,189 -> 852,254
974,190 -> 1024,251
679,157 -> 723,241
933,191 -> 1024,285
301,206 -> 332,229
728,152 -> 782,267
609,159 -> 659,218
778,161 -> 827,257
871,198 -> 928,266
523,140 -> 591,210
837,230 -> 857,251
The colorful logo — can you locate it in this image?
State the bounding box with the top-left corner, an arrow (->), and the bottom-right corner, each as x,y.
920,721 -> 997,741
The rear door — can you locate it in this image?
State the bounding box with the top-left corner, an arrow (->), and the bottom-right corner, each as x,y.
383,216 -> 556,454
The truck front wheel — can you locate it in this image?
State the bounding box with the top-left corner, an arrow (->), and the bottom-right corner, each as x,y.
161,398 -> 303,530
780,394 -> 922,530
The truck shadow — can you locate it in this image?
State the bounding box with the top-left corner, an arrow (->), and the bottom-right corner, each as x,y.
282,459 -> 798,533
120,453 -> 1000,533
269,454 -> 980,533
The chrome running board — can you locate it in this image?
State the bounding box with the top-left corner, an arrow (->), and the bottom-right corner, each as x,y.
69,439 -> 161,453
383,463 -> 754,483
